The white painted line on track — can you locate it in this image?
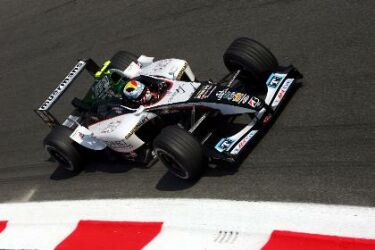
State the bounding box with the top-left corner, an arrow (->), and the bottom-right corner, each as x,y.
9,186 -> 38,203
19,187 -> 37,202
0,199 -> 374,249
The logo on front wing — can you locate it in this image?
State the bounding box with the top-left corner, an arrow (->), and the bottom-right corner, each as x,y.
248,97 -> 261,108
231,130 -> 258,155
272,78 -> 294,107
215,138 -> 235,152
266,73 -> 287,88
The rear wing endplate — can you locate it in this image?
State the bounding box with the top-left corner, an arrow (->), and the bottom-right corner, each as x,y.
34,59 -> 99,127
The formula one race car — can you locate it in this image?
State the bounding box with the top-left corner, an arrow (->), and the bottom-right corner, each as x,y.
35,37 -> 302,181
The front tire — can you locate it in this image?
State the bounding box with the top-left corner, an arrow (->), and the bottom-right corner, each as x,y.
223,37 -> 278,87
43,126 -> 84,172
153,126 -> 205,181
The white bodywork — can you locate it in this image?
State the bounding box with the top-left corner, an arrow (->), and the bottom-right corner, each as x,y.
72,78 -> 201,153
70,56 -> 198,153
123,55 -> 195,82
70,80 -> 200,153
85,112 -> 157,153
140,58 -> 195,81
69,125 -> 107,150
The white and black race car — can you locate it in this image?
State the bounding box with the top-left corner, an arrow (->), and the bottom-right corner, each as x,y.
35,37 -> 303,181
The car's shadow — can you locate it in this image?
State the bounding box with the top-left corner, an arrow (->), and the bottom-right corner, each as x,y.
155,172 -> 198,191
50,157 -> 142,180
50,157 -> 240,191
155,163 -> 241,191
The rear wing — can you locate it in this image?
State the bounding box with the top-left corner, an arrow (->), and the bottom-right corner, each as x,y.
34,59 -> 99,127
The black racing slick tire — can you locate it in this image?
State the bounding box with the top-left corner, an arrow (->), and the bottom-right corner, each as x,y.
43,126 -> 84,172
153,126 -> 205,181
223,37 -> 278,85
110,50 -> 138,70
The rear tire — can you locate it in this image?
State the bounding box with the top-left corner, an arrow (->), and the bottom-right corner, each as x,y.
223,37 -> 278,87
110,50 -> 138,70
153,126 -> 205,181
43,126 -> 84,172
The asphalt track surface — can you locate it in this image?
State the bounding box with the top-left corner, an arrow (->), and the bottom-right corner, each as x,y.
0,0 -> 374,206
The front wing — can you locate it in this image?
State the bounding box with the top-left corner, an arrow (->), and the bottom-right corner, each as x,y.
211,66 -> 303,162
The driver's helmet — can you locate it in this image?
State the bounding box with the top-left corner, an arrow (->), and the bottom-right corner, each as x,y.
122,80 -> 145,100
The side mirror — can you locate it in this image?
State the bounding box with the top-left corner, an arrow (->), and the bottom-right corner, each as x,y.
137,55 -> 154,67
123,62 -> 141,78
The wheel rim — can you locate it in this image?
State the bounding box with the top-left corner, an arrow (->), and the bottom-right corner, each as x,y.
45,145 -> 74,171
155,149 -> 189,179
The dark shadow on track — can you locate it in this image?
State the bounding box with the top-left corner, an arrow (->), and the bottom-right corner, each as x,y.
50,166 -> 81,180
156,162 -> 242,191
156,172 -> 198,191
50,159 -> 142,180
204,164 -> 240,177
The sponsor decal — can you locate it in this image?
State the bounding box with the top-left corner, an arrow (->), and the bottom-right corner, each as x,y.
249,97 -> 261,108
202,86 -> 216,99
231,130 -> 258,155
194,86 -> 207,99
224,91 -> 235,101
232,93 -> 243,103
216,88 -> 229,100
219,139 -> 234,151
277,89 -> 286,99
216,89 -> 251,105
272,78 -> 294,107
239,94 -> 250,104
266,73 -> 287,88
278,78 -> 293,98
105,140 -> 133,150
101,120 -> 122,134
215,138 -> 236,152
125,116 -> 149,139
195,85 -> 216,99
39,61 -> 86,110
